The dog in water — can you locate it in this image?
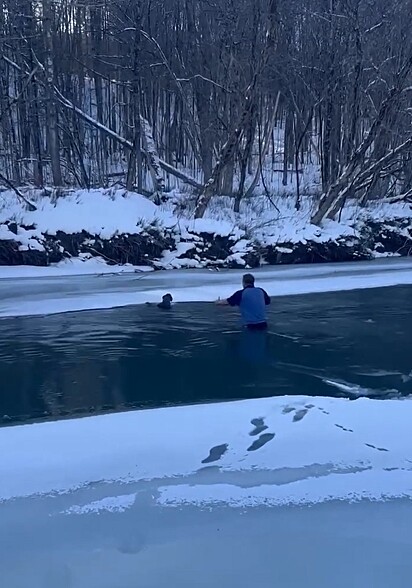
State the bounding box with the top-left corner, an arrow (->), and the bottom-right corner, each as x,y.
145,293 -> 173,309
157,293 -> 173,309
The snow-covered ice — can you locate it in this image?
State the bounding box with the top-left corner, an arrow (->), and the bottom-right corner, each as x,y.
2,373 -> 412,587
0,257 -> 412,318
1,395 -> 412,587
62,494 -> 137,516
0,255 -> 151,279
1,395 -> 411,504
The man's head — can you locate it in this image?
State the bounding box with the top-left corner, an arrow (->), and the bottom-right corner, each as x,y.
162,293 -> 173,302
242,273 -> 255,288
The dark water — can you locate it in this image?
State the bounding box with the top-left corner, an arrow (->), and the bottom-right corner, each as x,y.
1,286 -> 412,426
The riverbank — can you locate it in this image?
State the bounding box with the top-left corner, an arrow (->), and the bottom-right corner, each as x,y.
1,188 -> 411,271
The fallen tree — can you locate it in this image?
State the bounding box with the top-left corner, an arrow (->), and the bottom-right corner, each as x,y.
53,87 -> 203,193
0,172 -> 37,211
2,55 -> 203,195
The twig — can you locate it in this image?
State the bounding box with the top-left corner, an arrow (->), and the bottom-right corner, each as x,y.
0,173 -> 37,211
83,245 -> 118,265
176,74 -> 231,93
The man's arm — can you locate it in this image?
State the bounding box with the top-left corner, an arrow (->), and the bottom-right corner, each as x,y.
215,290 -> 242,306
262,289 -> 271,305
215,298 -> 229,306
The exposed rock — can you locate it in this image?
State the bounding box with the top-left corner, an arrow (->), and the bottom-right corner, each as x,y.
361,220 -> 412,256
0,218 -> 411,269
7,222 -> 18,235
264,238 -> 370,265
0,238 -> 50,266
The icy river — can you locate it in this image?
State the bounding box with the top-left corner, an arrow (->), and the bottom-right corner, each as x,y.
1,259 -> 412,587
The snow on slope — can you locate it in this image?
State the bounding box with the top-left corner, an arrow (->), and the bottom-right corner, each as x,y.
1,395 -> 412,508
0,189 -> 174,239
1,188 -> 412,260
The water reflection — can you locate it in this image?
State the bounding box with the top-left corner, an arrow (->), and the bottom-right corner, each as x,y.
0,286 -> 412,425
237,329 -> 269,365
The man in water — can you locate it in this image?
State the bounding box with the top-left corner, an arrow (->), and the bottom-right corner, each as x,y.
216,273 -> 270,329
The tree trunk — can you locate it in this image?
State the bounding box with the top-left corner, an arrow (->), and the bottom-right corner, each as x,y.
140,116 -> 165,202
43,0 -> 62,186
194,92 -> 256,219
245,92 -> 280,198
283,108 -> 293,186
235,104 -> 256,212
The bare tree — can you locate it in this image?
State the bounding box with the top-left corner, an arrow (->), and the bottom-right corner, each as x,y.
42,0 -> 62,185
0,0 -> 409,221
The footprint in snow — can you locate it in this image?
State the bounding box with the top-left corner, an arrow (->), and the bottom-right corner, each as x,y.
282,406 -> 312,421
335,424 -> 354,433
293,409 -> 308,422
247,433 -> 275,452
201,444 -> 228,464
365,443 -> 389,452
249,418 -> 269,437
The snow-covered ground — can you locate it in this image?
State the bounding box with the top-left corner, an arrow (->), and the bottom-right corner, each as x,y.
1,395 -> 412,587
0,257 -> 412,318
0,187 -> 410,244
1,188 -> 412,269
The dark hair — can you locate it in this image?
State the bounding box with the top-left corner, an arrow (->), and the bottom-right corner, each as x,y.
163,293 -> 173,301
243,273 -> 255,286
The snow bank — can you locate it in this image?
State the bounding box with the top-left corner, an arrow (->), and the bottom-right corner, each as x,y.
0,189 -> 175,240
1,395 -> 411,506
1,188 -> 412,271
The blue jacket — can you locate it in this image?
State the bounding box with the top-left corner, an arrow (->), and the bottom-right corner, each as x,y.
227,286 -> 270,325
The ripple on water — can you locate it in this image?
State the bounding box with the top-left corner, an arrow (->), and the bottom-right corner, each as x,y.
1,289 -> 412,424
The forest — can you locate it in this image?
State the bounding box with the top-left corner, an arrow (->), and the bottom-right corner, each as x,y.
0,0 -> 411,224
